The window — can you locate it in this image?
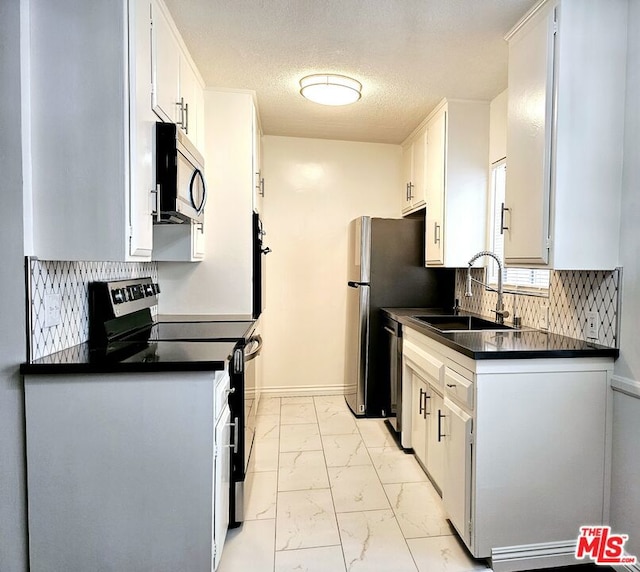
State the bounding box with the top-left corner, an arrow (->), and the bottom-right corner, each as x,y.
487,160 -> 550,294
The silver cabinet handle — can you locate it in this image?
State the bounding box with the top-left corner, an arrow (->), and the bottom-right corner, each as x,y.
408,182 -> 414,200
418,387 -> 426,415
434,222 -> 441,245
500,203 -> 509,234
256,174 -> 265,197
151,185 -> 161,222
197,222 -> 204,234
184,101 -> 189,134
437,410 -> 446,442
176,97 -> 186,130
383,326 -> 395,335
224,387 -> 236,397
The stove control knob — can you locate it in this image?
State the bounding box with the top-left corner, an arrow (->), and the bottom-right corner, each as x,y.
111,288 -> 125,304
144,283 -> 154,296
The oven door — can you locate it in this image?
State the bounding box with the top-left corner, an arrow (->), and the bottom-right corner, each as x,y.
243,334 -> 262,474
229,331 -> 263,527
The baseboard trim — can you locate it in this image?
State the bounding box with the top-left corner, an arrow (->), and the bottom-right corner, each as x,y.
259,384 -> 349,398
611,375 -> 640,399
491,540 -> 580,572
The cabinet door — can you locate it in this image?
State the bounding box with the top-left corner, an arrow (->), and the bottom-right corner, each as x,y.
441,397 -> 472,547
425,110 -> 446,265
151,0 -> 180,123
129,0 -> 155,259
426,388 -> 445,489
213,405 -> 231,570
504,7 -> 554,265
252,105 -> 263,213
179,53 -> 201,146
411,129 -> 427,210
192,221 -> 206,260
401,144 -> 413,213
410,372 -> 428,466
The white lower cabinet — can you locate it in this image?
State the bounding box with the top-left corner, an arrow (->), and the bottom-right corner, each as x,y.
425,389 -> 445,490
410,373 -> 428,467
213,404 -> 231,571
404,337 -> 445,491
441,397 -> 472,547
402,326 -> 614,570
24,369 -> 232,572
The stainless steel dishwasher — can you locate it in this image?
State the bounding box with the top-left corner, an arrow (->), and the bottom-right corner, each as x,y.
382,314 -> 403,437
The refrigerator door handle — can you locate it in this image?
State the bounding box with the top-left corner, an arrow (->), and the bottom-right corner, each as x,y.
348,281 -> 369,288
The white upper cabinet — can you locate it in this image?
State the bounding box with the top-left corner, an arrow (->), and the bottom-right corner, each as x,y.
151,1 -> 180,124
151,0 -> 205,152
179,52 -> 205,151
504,0 -> 627,269
423,99 -> 489,267
252,105 -> 264,213
401,126 -> 427,215
26,0 -> 155,261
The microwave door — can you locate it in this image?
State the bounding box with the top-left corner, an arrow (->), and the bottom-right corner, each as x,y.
176,151 -> 206,222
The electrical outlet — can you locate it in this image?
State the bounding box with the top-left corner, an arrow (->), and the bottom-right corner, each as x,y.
586,310 -> 599,340
538,301 -> 550,330
44,293 -> 62,328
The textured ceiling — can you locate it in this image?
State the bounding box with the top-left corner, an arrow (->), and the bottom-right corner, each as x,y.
163,0 -> 537,144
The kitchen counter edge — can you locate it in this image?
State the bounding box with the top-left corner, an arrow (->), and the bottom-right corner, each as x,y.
394,314 -> 619,360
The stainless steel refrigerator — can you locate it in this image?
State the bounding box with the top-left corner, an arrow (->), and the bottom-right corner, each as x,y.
344,216 -> 455,417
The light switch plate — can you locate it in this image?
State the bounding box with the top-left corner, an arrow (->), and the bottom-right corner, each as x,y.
538,301 -> 550,330
586,310 -> 599,340
44,293 -> 62,328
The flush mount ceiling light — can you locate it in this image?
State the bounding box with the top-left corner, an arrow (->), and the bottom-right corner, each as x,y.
299,74 -> 362,106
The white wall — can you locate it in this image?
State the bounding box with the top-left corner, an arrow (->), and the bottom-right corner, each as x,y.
261,136 -> 401,395
0,0 -> 29,569
611,0 -> 640,555
489,89 -> 508,164
157,90 -> 254,316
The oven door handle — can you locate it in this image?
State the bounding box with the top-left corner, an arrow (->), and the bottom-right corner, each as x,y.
244,335 -> 263,362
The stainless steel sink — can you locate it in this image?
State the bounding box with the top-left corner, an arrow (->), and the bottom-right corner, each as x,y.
412,315 -> 513,332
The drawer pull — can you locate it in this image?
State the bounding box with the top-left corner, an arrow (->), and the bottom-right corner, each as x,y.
446,383 -> 456,388
437,410 -> 446,442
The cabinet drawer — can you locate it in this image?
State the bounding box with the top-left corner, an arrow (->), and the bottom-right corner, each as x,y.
403,339 -> 445,388
444,367 -> 473,410
214,371 -> 231,423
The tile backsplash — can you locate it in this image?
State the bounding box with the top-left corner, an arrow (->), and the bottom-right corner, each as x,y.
455,268 -> 620,348
27,257 -> 620,360
28,259 -> 158,360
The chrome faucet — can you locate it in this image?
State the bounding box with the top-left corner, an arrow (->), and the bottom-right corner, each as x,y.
465,250 -> 510,325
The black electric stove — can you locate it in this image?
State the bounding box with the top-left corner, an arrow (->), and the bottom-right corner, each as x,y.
88,277 -> 259,528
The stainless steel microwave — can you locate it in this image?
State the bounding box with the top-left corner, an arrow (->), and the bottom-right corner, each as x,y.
155,122 -> 206,224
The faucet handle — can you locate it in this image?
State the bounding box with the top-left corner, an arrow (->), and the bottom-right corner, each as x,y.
493,309 -> 510,324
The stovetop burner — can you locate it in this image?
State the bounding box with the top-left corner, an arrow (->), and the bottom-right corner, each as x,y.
89,278 -> 254,348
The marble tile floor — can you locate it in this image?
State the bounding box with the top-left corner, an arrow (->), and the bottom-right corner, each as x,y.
218,394 -> 490,572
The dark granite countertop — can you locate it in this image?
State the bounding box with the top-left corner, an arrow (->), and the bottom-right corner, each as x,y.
396,312 -> 619,360
381,307 -> 454,320
21,314 -> 256,375
21,340 -> 236,375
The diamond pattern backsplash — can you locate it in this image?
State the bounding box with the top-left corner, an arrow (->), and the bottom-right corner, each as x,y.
455,268 -> 620,348
29,259 -> 158,360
